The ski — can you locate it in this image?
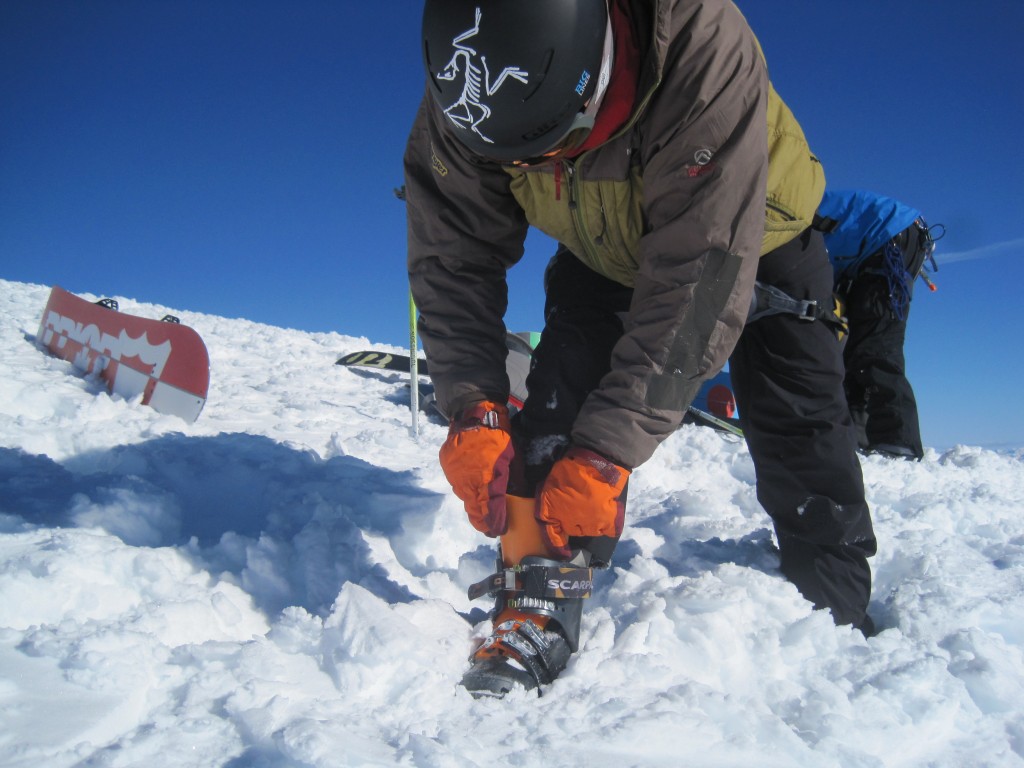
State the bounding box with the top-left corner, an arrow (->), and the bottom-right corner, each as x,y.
339,350 -> 524,417
338,332 -> 536,418
685,406 -> 744,438
339,347 -> 743,438
336,350 -> 427,374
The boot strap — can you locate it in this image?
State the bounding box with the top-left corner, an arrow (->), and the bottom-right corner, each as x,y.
468,563 -> 594,602
473,617 -> 569,689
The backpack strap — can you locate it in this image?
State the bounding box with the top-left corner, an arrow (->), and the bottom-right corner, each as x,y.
812,213 -> 840,234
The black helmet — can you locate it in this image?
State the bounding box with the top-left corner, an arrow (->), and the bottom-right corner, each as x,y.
421,0 -> 613,163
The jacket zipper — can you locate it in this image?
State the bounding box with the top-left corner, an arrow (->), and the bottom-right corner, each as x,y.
563,161 -> 603,270
565,101 -> 652,275
561,13 -> 663,271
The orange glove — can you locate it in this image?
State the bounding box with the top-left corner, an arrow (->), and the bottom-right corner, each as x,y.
439,401 -> 514,537
536,447 -> 630,557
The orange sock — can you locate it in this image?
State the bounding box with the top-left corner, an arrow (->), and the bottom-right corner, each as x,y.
489,495 -> 563,631
501,495 -> 559,565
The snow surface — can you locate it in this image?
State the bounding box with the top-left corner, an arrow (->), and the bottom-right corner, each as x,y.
1,278 -> 1022,768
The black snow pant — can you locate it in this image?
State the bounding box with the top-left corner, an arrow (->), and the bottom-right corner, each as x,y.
842,271 -> 924,460
731,229 -> 876,631
512,246 -> 633,566
516,235 -> 876,631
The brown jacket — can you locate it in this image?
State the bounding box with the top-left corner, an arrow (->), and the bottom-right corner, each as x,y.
405,0 -> 772,469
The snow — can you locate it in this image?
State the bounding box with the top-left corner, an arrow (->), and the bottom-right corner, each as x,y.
1,277 -> 1022,767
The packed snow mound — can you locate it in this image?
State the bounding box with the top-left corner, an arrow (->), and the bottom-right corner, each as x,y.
1,279 -> 1022,767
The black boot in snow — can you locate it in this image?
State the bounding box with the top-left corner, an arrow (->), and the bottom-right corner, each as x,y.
461,552 -> 591,698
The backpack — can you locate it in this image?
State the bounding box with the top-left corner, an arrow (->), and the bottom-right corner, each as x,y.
814,190 -> 923,285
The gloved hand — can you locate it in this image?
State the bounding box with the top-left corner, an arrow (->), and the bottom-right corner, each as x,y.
536,447 -> 630,557
438,401 -> 514,537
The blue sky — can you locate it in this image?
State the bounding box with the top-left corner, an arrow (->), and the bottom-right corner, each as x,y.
2,2 -> 1021,450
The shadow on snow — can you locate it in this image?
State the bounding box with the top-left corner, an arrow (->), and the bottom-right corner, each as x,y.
0,435 -> 446,618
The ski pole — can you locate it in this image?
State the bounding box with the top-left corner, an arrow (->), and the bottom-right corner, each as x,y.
409,290 -> 419,438
396,185 -> 420,438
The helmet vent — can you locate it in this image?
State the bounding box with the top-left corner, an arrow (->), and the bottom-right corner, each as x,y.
521,104 -> 574,142
520,49 -> 554,102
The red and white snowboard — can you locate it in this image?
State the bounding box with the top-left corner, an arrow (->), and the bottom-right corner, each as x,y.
37,286 -> 210,422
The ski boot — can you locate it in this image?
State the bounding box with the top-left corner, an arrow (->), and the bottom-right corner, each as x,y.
461,494 -> 593,698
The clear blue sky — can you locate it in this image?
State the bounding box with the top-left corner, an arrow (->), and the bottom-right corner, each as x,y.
2,2 -> 1022,450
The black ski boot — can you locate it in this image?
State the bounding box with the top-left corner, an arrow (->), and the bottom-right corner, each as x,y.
461,550 -> 592,698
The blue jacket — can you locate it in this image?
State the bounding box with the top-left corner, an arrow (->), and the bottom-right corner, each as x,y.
817,190 -> 921,283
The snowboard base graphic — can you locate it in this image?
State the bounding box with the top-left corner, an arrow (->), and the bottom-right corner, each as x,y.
37,286 -> 210,422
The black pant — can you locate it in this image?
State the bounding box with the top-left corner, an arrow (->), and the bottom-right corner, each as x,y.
516,246 -> 632,475
517,235 -> 875,631
842,275 -> 924,460
731,229 -> 875,630
511,248 -> 632,564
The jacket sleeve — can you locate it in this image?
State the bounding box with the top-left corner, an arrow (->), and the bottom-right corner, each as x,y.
571,1 -> 769,469
404,92 -> 530,419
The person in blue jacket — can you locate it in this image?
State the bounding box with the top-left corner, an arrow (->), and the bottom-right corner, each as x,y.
815,190 -> 940,460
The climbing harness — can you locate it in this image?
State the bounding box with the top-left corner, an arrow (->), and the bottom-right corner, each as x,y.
746,281 -> 849,338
